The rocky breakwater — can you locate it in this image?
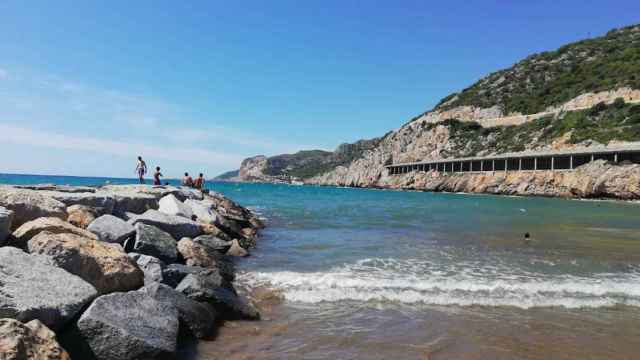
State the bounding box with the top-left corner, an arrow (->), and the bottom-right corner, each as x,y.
0,184 -> 265,359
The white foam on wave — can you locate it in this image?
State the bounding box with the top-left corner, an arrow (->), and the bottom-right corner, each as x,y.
240,258 -> 640,309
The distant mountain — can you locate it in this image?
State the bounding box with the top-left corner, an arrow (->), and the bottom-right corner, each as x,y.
213,169 -> 240,181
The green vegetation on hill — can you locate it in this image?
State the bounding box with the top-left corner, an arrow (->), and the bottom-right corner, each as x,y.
429,100 -> 640,157
214,169 -> 239,180
434,25 -> 640,115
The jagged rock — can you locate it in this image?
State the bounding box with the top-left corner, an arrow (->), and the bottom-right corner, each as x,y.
177,273 -> 259,320
143,283 -> 217,339
129,253 -> 165,284
0,187 -> 67,230
161,264 -> 210,288
193,234 -> 233,252
87,214 -> 135,244
66,204 -> 97,229
158,194 -> 194,219
199,222 -> 232,241
184,199 -> 219,225
226,239 -> 249,257
176,237 -> 220,268
28,232 -> 144,294
12,217 -> 98,248
77,290 -> 179,360
0,319 -> 70,360
132,223 -> 178,263
0,247 -> 97,330
39,191 -> 115,214
133,209 -> 202,240
0,206 -> 14,246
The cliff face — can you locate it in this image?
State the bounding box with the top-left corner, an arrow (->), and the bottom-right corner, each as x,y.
231,24 -> 640,199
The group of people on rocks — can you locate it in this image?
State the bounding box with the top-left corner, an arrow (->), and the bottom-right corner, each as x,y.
135,156 -> 206,189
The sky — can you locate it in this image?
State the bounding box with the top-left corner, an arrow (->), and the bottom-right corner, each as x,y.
0,1 -> 638,178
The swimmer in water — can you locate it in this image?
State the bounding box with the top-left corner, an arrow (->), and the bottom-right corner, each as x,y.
524,232 -> 531,242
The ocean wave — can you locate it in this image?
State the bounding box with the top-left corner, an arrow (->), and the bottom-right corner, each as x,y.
240,258 -> 640,309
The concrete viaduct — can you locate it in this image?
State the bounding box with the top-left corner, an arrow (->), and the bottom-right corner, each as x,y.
386,146 -> 640,175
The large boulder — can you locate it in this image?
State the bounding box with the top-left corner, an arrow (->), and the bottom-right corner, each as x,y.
12,217 -> 98,248
38,191 -> 115,214
177,273 -> 259,320
129,253 -> 165,285
143,283 -> 217,339
66,204 -> 98,229
0,247 -> 97,330
132,223 -> 178,263
158,194 -> 193,219
199,222 -> 232,241
0,318 -> 70,360
176,237 -> 220,268
193,234 -> 233,253
132,209 -> 202,239
28,232 -> 144,295
0,187 -> 67,230
0,206 -> 13,246
77,290 -> 179,360
87,214 -> 135,244
161,264 -> 209,288
184,199 -> 220,225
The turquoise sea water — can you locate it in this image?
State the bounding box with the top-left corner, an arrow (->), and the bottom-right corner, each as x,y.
3,174 -> 640,359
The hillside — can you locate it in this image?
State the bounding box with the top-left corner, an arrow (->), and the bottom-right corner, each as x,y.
228,137 -> 383,183
234,24 -> 640,196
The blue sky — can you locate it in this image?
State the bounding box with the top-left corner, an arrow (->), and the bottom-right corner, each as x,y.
0,1 -> 638,178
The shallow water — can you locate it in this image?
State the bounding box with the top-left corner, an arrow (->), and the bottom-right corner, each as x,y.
3,175 -> 640,359
200,182 -> 640,359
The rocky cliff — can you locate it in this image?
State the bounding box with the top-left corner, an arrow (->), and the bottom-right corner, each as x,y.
235,24 -> 640,199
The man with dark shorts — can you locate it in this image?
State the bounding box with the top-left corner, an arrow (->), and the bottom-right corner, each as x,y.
153,167 -> 163,185
194,173 -> 205,189
135,156 -> 147,184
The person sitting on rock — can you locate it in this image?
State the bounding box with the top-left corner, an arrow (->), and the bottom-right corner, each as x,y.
182,172 -> 194,187
153,167 -> 163,186
194,173 -> 205,190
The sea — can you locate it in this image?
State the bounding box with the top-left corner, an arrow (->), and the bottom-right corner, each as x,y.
2,173 -> 640,359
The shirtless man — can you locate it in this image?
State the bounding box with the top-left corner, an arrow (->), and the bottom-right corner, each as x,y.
194,173 -> 205,189
182,172 -> 194,187
153,166 -> 163,185
135,156 -> 147,184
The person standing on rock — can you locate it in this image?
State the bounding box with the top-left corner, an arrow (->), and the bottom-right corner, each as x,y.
194,173 -> 205,190
182,172 -> 194,187
135,156 -> 147,184
153,166 -> 163,186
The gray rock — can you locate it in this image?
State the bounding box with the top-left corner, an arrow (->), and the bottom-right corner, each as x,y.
77,289 -> 179,360
15,184 -> 96,193
161,264 -> 209,288
0,187 -> 67,230
184,199 -> 220,225
177,273 -> 259,320
143,283 -> 217,339
88,214 -> 136,244
133,209 -> 202,240
39,190 -> 116,214
129,253 -> 166,284
133,223 -> 178,263
0,206 -> 14,246
193,234 -> 232,253
158,194 -> 194,219
0,247 -> 97,330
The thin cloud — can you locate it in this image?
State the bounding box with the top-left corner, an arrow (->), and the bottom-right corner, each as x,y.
0,123 -> 245,167
0,68 -> 7,79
